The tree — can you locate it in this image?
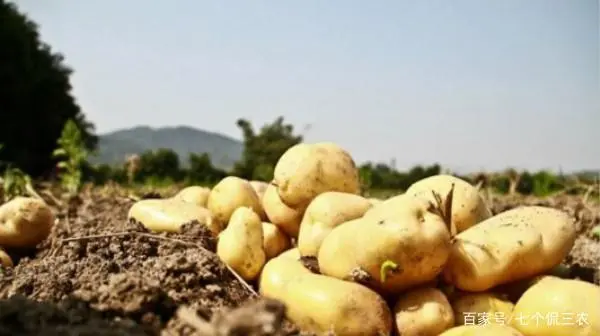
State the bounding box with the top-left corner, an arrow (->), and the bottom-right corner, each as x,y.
187,152 -> 227,184
134,149 -> 181,182
232,117 -> 303,181
0,1 -> 97,177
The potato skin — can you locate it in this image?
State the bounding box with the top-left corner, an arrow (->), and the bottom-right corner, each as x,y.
297,192 -> 372,258
207,176 -> 265,228
217,207 -> 266,281
262,222 -> 291,260
173,186 -> 211,207
318,196 -> 452,295
393,287 -> 454,336
272,142 -> 361,209
405,174 -> 492,233
451,293 -> 514,326
0,247 -> 13,268
127,198 -> 217,235
0,197 -> 54,248
443,206 -> 576,292
509,276 -> 600,336
249,181 -> 269,200
262,184 -> 305,238
440,325 -> 524,335
259,248 -> 393,335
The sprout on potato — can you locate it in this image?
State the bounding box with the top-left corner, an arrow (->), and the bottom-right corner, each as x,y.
405,174 -> 492,233
0,196 -> 54,248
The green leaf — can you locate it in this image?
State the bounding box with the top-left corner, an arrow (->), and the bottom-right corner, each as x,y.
592,225 -> 600,239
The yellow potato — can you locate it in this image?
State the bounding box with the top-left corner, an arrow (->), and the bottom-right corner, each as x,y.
510,276 -> 600,336
297,192 -> 372,258
259,248 -> 393,335
217,207 -> 265,281
127,198 -> 218,235
452,293 -> 514,326
262,222 -> 291,260
318,195 -> 452,295
363,194 -> 412,219
250,180 -> 269,200
173,186 -> 211,207
207,176 -> 265,228
443,206 -> 576,292
0,197 -> 54,248
262,184 -> 305,238
393,287 -> 455,336
440,324 -> 524,335
405,174 -> 492,233
272,142 -> 361,209
368,197 -> 383,205
0,247 -> 13,268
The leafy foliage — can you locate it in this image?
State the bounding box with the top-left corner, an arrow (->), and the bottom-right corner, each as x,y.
0,1 -> 97,177
52,119 -> 89,195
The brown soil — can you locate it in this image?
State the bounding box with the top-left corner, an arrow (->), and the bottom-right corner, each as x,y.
0,187 -> 598,335
0,188 -> 304,336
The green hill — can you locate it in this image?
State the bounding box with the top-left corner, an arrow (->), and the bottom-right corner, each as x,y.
90,126 -> 243,169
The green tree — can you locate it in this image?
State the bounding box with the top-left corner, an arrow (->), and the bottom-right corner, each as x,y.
134,148 -> 181,182
232,117 -> 303,181
187,153 -> 227,185
0,1 -> 97,177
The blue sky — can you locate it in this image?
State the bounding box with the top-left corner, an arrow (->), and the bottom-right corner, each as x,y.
15,0 -> 599,172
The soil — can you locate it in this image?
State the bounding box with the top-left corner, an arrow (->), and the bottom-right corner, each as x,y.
0,188 -> 304,336
0,187 -> 598,336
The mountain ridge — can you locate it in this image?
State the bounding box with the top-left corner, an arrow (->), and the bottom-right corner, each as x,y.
90,125 -> 244,169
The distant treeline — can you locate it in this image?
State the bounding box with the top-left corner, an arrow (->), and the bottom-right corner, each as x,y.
82,147 -> 596,197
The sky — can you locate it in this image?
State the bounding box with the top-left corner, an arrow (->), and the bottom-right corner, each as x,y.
14,0 -> 600,172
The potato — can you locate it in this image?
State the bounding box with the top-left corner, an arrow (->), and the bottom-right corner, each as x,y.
173,186 -> 211,207
262,222 -> 291,260
272,142 -> 361,209
259,248 -> 393,335
262,184 -> 305,238
443,206 -> 576,292
440,325 -> 524,335
393,287 -> 454,336
363,194 -> 412,220
0,197 -> 54,248
250,180 -> 269,199
368,197 -> 383,205
128,198 -> 218,235
318,195 -> 452,295
452,293 -> 514,326
217,207 -> 265,281
297,192 -> 372,258
207,176 -> 265,228
509,276 -> 600,336
0,247 -> 13,268
405,174 -> 492,233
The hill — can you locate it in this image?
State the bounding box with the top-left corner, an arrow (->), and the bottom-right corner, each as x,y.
90,126 -> 244,169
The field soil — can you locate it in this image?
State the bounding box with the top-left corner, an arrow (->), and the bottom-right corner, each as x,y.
0,186 -> 598,336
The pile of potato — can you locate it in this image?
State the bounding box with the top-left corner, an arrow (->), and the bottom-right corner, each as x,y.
0,196 -> 55,267
128,142 -> 600,336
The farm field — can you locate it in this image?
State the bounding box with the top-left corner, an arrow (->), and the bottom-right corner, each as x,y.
0,182 -> 598,335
